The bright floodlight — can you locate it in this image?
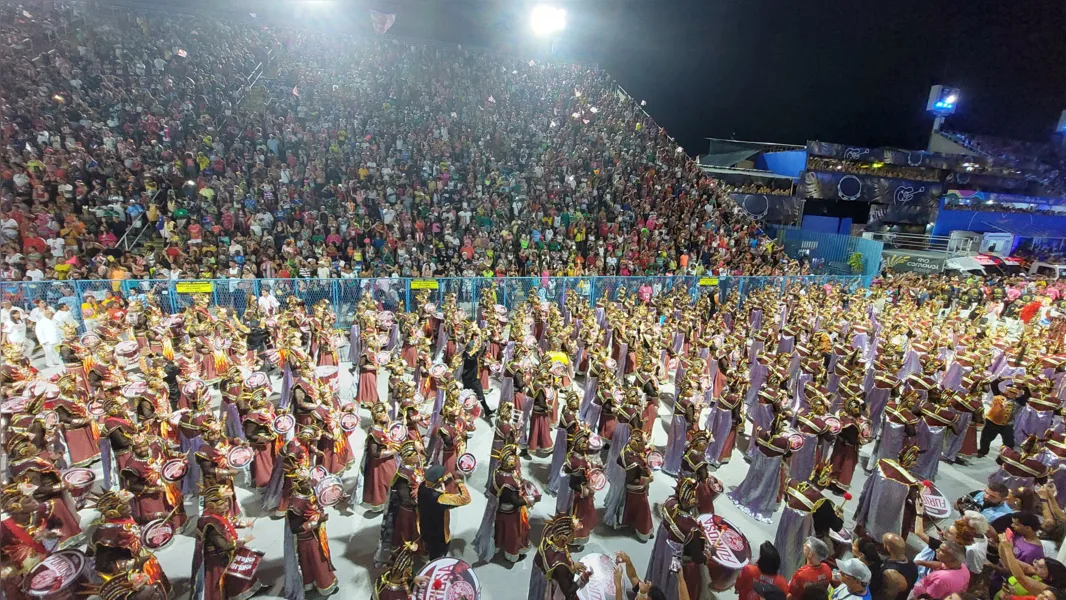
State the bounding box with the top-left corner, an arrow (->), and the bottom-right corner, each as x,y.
945,94 -> 958,104
530,5 -> 566,37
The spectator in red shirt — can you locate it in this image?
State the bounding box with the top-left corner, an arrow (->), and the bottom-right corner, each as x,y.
788,538 -> 833,600
735,542 -> 788,600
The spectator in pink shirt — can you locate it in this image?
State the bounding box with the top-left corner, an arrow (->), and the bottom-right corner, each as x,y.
908,542 -> 969,600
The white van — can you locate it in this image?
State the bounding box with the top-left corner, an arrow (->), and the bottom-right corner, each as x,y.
1029,262 -> 1066,279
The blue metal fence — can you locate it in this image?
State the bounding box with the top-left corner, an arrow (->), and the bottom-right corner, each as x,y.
767,225 -> 884,284
0,275 -> 866,333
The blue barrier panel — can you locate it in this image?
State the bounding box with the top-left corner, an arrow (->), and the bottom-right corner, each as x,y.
0,275 -> 867,334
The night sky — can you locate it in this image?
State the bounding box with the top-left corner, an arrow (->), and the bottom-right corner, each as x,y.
174,0 -> 1066,154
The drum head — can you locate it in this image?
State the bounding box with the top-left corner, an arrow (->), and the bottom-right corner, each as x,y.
62,468 -> 96,490
461,391 -> 477,410
273,414 -> 296,435
787,433 -> 805,451
576,553 -> 618,600
182,380 -> 205,396
430,364 -> 447,379
24,550 -> 87,597
388,422 -> 408,442
315,366 -> 339,380
87,402 -> 105,417
161,458 -> 189,483
142,519 -> 176,550
1,396 -> 30,414
122,381 -> 148,398
920,487 -> 953,520
646,450 -> 664,471
339,412 -> 360,432
824,416 -> 842,435
245,372 -> 269,389
115,341 -> 140,357
587,434 -> 603,451
697,514 -> 751,571
457,453 -> 477,474
414,558 -> 481,600
227,446 -> 255,469
588,467 -> 607,491
314,476 -> 344,507
80,333 -> 101,348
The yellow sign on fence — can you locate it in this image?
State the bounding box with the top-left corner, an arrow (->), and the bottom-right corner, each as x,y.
410,279 -> 439,290
175,282 -> 215,293
698,277 -> 719,287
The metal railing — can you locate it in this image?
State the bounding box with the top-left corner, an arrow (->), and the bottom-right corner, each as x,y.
768,226 -> 884,280
0,275 -> 866,334
862,231 -> 973,256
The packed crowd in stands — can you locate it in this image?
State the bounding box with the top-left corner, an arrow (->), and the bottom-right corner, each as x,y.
941,130 -> 1066,198
805,157 -> 944,183
0,2 -> 800,285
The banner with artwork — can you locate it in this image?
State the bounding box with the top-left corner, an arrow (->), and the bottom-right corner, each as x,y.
729,194 -> 804,224
881,250 -> 946,274
802,171 -> 943,206
867,202 -> 939,226
806,140 -> 1035,172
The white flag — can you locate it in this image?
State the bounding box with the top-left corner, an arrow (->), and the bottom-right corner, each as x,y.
574,88 -> 582,97
488,96 -> 496,103
22,10 -> 32,18
528,59 -> 535,66
641,100 -> 647,106
292,86 -> 299,97
590,107 -> 599,113
370,10 -> 396,34
176,49 -> 187,58
249,12 -> 257,18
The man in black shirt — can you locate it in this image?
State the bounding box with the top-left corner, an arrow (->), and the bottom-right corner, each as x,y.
417,465 -> 472,560
459,334 -> 494,421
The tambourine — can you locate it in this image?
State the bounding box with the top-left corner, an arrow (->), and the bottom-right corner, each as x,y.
273,414 -> 296,435
212,338 -> 232,351
708,476 -> 724,495
860,422 -> 872,440
314,475 -> 344,507
457,453 -> 477,475
460,390 -> 477,411
430,364 -> 448,380
339,412 -> 360,432
550,363 -> 565,376
244,372 -> 270,389
494,305 -> 508,316
377,311 -> 395,328
114,340 -> 140,359
160,458 -> 189,482
646,450 -> 665,471
522,480 -> 541,503
39,410 -> 59,429
588,467 -> 607,491
588,434 -> 604,451
388,422 -> 408,442
787,433 -> 805,451
27,381 -> 60,399
87,402 -> 106,417
469,403 -> 483,419
0,396 -> 30,414
62,468 -> 96,492
824,416 -> 842,435
122,381 -> 148,398
141,518 -> 176,550
310,465 -> 329,484
23,549 -> 88,598
227,445 -> 255,469
605,358 -> 618,371
182,380 -> 206,397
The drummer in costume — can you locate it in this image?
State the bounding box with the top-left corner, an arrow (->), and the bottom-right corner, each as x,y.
548,391 -> 582,498
374,440 -> 423,567
435,399 -> 466,494
89,489 -> 172,597
0,483 -> 51,599
912,391 -> 960,482
373,542 -> 424,600
869,392 -> 920,469
526,515 -> 590,600
121,433 -> 188,530
285,471 -> 339,597
265,425 -> 315,517
681,430 -> 721,515
6,434 -> 84,547
989,434 -> 1051,491
485,402 -> 519,494
728,412 -> 793,523
57,321 -> 92,394
614,429 -> 654,541
645,477 -> 708,600
242,391 -> 279,489
361,404 -> 398,511
357,334 -> 384,407
51,374 -> 101,466
195,423 -> 245,521
853,445 -> 923,541
526,364 -> 555,455
475,443 -> 533,563
828,397 -> 871,493
774,463 -> 844,580
192,486 -> 265,600
559,428 -> 598,546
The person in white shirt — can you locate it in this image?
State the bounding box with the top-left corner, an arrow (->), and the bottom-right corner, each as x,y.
2,309 -> 33,357
53,304 -> 77,329
257,290 -> 280,315
35,308 -> 62,368
25,266 -> 44,281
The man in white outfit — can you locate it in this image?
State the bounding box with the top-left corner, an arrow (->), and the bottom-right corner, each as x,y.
53,304 -> 78,330
257,289 -> 280,315
35,307 -> 62,368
